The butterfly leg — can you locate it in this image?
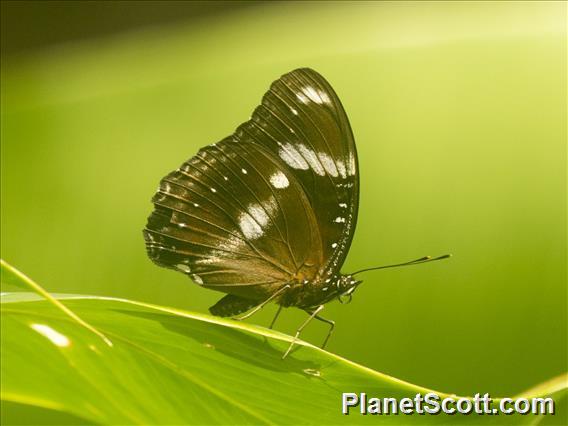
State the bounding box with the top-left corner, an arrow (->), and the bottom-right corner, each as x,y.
310,312 -> 335,349
269,305 -> 283,329
234,284 -> 291,321
282,305 -> 324,359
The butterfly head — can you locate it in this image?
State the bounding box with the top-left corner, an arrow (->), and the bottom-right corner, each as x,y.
335,274 -> 362,304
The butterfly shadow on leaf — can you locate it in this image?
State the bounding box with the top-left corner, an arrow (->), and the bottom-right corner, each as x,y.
114,309 -> 331,375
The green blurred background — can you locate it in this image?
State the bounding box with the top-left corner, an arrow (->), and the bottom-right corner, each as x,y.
1,1 -> 566,398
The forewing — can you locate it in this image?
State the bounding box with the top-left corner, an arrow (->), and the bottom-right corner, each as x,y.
144,137 -> 323,300
235,68 -> 359,278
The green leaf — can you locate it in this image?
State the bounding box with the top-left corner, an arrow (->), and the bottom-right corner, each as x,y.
1,261 -> 566,425
1,259 -> 112,346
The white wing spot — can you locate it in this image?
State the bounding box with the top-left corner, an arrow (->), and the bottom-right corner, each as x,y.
241,168 -> 248,174
278,142 -> 309,170
264,196 -> 278,217
319,90 -> 331,104
210,187 -> 217,193
336,160 -> 347,178
269,171 -> 289,189
331,242 -> 338,248
193,203 -> 199,207
238,212 -> 264,239
192,274 -> 204,285
218,235 -> 246,252
195,256 -> 218,266
296,92 -> 309,104
176,264 -> 191,273
318,152 -> 339,177
334,217 -> 346,223
301,86 -> 331,105
339,203 -> 347,208
348,151 -> 357,176
291,107 -> 298,115
297,144 -> 325,176
249,204 -> 269,227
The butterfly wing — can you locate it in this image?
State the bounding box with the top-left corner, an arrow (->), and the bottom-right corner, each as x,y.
236,68 -> 359,278
144,136 -> 323,300
144,68 -> 359,302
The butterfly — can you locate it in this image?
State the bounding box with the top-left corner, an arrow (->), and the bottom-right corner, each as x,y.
143,68 -> 448,357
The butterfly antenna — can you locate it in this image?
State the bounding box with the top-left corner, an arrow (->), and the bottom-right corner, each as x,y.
351,254 -> 451,276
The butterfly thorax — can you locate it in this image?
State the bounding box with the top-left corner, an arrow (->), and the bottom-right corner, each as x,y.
278,274 -> 362,310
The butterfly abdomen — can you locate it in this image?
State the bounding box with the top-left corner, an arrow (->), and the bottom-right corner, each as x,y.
209,294 -> 260,317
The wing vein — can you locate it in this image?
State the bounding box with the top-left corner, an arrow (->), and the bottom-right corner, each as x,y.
160,177 -> 293,276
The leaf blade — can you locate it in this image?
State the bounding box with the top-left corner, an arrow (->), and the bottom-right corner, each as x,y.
1,262 -> 566,425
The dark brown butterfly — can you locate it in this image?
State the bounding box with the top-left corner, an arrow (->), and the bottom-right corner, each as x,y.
143,68 -> 448,357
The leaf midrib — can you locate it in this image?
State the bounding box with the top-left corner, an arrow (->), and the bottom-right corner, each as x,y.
3,307 -> 275,425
